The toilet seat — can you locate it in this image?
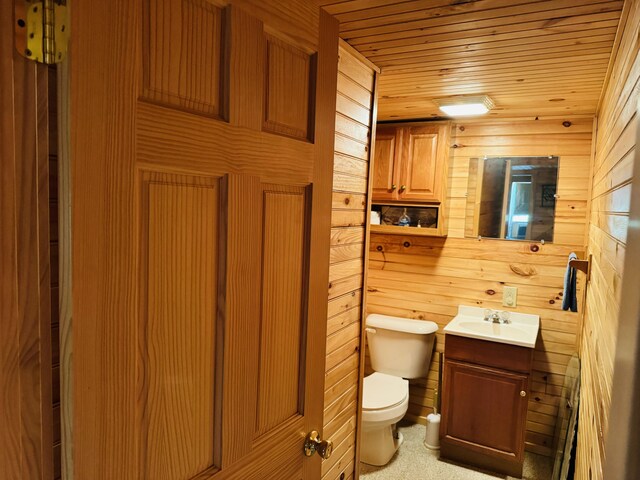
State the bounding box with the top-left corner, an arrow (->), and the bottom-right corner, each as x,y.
362,373 -> 409,426
363,372 -> 408,410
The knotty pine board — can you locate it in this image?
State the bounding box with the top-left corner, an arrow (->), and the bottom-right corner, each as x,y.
322,41 -> 377,480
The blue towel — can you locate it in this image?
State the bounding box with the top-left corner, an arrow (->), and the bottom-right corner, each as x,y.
562,253 -> 578,312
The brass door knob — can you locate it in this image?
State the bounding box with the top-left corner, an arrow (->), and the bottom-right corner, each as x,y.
520,390 -> 527,397
399,185 -> 406,192
304,430 -> 333,459
391,184 -> 397,191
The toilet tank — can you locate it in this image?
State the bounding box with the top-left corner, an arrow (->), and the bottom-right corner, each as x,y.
366,314 -> 438,379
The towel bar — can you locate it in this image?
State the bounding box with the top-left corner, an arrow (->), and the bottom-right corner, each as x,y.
569,255 -> 591,282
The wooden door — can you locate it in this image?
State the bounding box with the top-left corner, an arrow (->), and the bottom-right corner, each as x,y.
400,124 -> 448,202
441,360 -> 529,462
372,126 -> 401,201
69,2 -> 337,479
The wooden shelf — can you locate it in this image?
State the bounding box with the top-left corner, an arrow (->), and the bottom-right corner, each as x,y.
370,224 -> 445,237
371,202 -> 446,236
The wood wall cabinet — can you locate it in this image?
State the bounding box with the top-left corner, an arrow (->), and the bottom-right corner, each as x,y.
440,335 -> 533,478
372,122 -> 450,203
372,126 -> 402,201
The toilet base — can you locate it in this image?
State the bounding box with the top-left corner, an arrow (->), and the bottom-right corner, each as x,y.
360,424 -> 404,466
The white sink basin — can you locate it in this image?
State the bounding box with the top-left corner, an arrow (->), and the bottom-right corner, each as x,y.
444,305 -> 539,348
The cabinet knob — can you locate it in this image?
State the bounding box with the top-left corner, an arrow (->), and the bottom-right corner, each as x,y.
520,390 -> 527,397
399,185 -> 406,192
391,184 -> 397,191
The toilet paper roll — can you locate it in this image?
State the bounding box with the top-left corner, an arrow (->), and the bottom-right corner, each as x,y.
424,413 -> 441,450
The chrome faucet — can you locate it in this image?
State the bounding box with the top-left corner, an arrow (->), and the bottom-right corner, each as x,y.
484,310 -> 499,323
483,309 -> 510,324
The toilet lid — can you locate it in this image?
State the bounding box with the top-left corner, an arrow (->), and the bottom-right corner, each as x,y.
363,373 -> 408,411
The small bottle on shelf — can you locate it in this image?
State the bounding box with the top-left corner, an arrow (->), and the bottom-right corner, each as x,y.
398,208 -> 411,227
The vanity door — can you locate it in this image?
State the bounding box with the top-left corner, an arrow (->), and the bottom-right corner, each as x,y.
441,360 -> 529,472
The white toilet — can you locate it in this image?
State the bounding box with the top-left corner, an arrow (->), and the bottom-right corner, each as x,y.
361,314 -> 438,466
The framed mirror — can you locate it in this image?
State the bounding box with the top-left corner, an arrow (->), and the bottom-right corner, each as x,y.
465,156 -> 559,242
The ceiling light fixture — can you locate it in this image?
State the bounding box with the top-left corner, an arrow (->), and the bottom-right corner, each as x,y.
433,95 -> 494,117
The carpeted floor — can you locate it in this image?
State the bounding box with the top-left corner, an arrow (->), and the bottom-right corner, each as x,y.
360,422 -> 553,480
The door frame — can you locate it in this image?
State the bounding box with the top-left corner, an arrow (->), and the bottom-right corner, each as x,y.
603,98 -> 640,479
0,4 -> 54,477
57,56 -> 73,480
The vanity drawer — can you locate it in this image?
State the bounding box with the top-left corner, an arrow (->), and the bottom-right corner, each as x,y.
444,334 -> 534,373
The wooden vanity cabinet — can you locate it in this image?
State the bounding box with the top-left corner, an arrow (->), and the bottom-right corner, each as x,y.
440,334 -> 534,478
372,123 -> 450,203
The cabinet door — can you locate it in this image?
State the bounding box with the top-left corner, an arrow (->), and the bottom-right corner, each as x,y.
441,359 -> 529,462
400,124 -> 448,202
372,126 -> 402,201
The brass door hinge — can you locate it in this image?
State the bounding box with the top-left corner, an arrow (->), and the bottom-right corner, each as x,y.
15,0 -> 68,64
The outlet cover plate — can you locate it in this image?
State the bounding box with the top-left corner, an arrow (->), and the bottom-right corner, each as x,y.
503,286 -> 518,307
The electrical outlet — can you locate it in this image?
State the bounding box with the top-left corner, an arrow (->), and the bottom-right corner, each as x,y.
503,286 -> 518,307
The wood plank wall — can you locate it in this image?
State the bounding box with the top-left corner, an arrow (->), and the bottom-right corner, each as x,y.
367,117 -> 593,457
322,41 -> 377,480
577,1 -> 640,477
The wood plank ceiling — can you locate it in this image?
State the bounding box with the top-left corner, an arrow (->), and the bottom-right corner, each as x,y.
319,0 -> 625,120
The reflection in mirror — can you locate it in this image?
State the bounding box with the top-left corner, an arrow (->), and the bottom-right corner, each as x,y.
465,156 -> 559,242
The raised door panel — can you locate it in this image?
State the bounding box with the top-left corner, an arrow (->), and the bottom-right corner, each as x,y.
256,184 -> 310,436
263,34 -> 315,140
372,127 -> 400,201
442,360 -> 528,460
400,125 -> 443,202
143,0 -> 224,116
140,172 -> 220,479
